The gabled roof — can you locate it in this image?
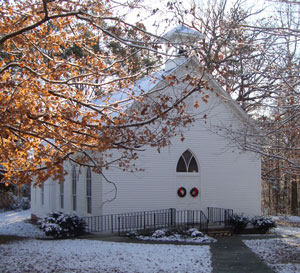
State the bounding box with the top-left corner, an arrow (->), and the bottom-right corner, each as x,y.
131,59 -> 186,93
132,55 -> 256,129
188,56 -> 252,123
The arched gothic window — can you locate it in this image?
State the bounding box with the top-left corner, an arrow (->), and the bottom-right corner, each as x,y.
176,150 -> 198,173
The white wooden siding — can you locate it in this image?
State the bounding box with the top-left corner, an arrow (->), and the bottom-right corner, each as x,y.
31,57 -> 261,218
100,85 -> 261,217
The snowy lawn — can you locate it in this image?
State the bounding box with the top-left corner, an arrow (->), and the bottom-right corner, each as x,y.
273,225 -> 300,236
0,239 -> 212,273
0,209 -> 45,238
0,210 -> 212,273
272,215 -> 300,223
244,220 -> 300,273
272,215 -> 300,230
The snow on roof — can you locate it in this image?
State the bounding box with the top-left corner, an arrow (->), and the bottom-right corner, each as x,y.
91,54 -> 256,132
162,25 -> 204,42
91,26 -> 203,108
132,62 -> 182,93
90,64 -> 179,108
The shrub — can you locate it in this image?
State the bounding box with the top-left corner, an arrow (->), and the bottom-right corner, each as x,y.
40,211 -> 86,239
228,214 -> 249,234
0,190 -> 14,210
151,228 -> 176,238
251,217 -> 276,233
10,195 -> 30,210
0,190 -> 30,210
185,228 -> 204,238
127,227 -> 204,239
152,229 -> 167,238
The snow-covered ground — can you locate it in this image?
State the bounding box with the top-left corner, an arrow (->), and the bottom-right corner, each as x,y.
1,209 -> 299,273
244,236 -> 300,273
273,225 -> 300,236
244,218 -> 300,273
0,239 -> 212,273
0,210 -> 212,273
272,215 -> 300,223
135,228 -> 216,243
0,209 -> 45,238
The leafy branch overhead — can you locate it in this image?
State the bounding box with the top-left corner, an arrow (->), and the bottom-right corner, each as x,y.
2,0 -> 300,193
0,0 -> 205,186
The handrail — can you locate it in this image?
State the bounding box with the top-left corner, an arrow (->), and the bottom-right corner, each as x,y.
83,208 -> 209,234
207,207 -> 233,226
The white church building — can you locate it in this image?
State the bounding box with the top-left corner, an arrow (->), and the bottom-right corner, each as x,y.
31,26 -> 261,222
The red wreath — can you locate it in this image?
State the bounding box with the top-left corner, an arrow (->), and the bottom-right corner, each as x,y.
190,187 -> 199,197
177,187 -> 187,197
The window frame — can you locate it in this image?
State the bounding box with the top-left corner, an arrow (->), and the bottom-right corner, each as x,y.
59,181 -> 64,209
72,166 -> 77,211
86,167 -> 92,214
176,149 -> 199,173
41,183 -> 44,205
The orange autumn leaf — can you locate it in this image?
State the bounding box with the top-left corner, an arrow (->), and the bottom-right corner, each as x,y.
0,0 -> 202,187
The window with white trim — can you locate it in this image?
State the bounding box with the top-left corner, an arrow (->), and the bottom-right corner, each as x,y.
176,150 -> 198,172
86,167 -> 92,214
59,181 -> 64,209
41,183 -> 44,205
72,166 -> 77,211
